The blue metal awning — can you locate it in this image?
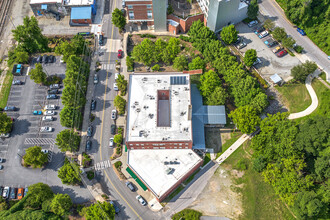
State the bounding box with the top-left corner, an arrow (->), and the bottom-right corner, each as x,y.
71,6 -> 92,20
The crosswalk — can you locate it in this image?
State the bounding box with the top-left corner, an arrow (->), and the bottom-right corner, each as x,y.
101,64 -> 114,71
47,144 -> 55,162
94,160 -> 111,171
24,138 -> 56,145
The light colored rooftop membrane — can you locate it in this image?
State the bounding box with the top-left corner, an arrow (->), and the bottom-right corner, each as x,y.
128,149 -> 202,198
127,74 -> 192,142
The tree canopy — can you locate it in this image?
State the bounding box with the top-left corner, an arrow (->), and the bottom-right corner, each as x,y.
231,75 -> 262,107
205,86 -> 228,105
59,106 -> 83,129
55,129 -> 81,152
58,158 -> 81,185
25,183 -> 54,209
112,8 -> 126,30
188,20 -> 216,41
220,25 -> 238,44
50,194 -> 72,216
0,112 -> 13,134
23,146 -> 48,168
85,201 -> 115,220
199,70 -> 221,99
229,105 -> 260,134
30,64 -> 47,85
173,55 -> 188,71
247,0 -> 259,19
116,74 -> 128,95
188,56 -> 205,71
114,95 -> 126,115
244,49 -> 257,67
272,27 -> 287,42
291,60 -> 318,83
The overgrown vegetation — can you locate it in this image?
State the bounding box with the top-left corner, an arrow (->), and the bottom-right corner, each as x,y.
275,0 -> 330,54
172,209 -> 202,220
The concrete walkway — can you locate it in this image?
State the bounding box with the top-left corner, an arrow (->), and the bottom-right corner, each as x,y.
318,76 -> 330,89
288,70 -> 320,119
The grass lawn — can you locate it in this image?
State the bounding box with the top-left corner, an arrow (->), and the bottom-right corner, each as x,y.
183,169 -> 200,185
0,72 -> 13,109
224,141 -> 295,220
216,132 -> 242,159
319,72 -> 330,86
202,153 -> 211,166
162,185 -> 185,205
276,83 -> 311,113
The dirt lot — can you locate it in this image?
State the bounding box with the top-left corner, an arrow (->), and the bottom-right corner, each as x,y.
188,165 -> 243,219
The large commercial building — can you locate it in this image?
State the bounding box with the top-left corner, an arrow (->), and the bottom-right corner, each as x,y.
125,73 -> 226,201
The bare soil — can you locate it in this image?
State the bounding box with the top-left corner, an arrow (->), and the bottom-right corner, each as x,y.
188,164 -> 243,219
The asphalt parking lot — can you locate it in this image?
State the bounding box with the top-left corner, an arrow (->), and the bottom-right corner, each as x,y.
0,56 -> 93,203
236,22 -> 301,82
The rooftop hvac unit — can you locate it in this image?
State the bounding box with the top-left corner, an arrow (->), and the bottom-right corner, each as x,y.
165,167 -> 174,175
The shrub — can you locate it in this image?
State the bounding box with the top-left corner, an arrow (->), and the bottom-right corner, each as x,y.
139,34 -> 156,38
151,64 -> 160,71
116,146 -> 122,155
294,45 -> 304,53
235,158 -> 248,171
114,161 -> 122,169
126,56 -> 134,72
172,209 -> 202,220
86,171 -> 94,180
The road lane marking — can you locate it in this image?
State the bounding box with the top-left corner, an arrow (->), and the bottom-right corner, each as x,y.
98,1 -> 143,219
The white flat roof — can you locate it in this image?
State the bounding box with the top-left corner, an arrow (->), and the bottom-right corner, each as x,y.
63,0 -> 94,5
127,74 -> 192,142
30,0 -> 62,4
128,149 -> 202,198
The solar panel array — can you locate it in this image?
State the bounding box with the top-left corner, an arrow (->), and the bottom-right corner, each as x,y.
170,76 -> 187,85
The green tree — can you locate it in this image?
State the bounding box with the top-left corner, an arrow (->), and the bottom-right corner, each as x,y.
162,37 -> 181,64
55,129 -> 81,152
293,191 -> 323,219
151,64 -> 160,71
61,84 -> 86,108
154,38 -> 167,62
282,36 -> 296,48
132,38 -> 155,66
263,19 -> 275,30
55,41 -> 76,62
0,112 -> 13,134
12,16 -> 48,53
30,64 -> 47,84
231,76 -> 261,107
112,8 -> 126,30
114,95 -> 126,115
51,194 -> 73,216
59,106 -> 83,128
85,201 -> 115,220
291,61 -> 317,83
116,74 -> 128,95
229,105 -> 260,134
206,86 -> 228,105
25,183 -> 54,209
199,70 -> 221,98
188,56 -> 205,71
172,209 -> 202,220
114,133 -> 123,144
247,0 -> 259,19
188,20 -> 215,41
173,55 -> 188,71
251,92 -> 269,113
58,158 -> 81,185
0,197 -> 8,211
23,146 -> 48,168
15,51 -> 29,63
272,27 -> 287,42
126,56 -> 134,71
244,49 -> 257,67
220,25 -> 238,45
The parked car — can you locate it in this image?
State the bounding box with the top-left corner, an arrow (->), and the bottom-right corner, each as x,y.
276,49 -> 288,57
36,55 -> 42,63
91,99 -> 96,110
253,57 -> 262,66
24,187 -> 28,197
43,110 -> 55,116
49,84 -> 60,89
10,188 -> 17,199
47,94 -> 57,99
43,55 -> 48,64
272,46 -> 282,53
93,74 -> 98,84
297,27 -> 306,36
115,72 -> 120,80
49,55 -> 55,63
234,36 -> 241,45
0,133 -> 10,138
99,35 -> 104,46
117,49 -> 123,59
109,138 -> 114,147
86,140 -> 91,151
60,55 -> 65,63
47,89 -> 59,94
41,149 -> 49,154
111,124 -> 116,135
136,195 -> 147,206
113,83 -> 118,91
17,188 -> 24,200
126,181 -> 135,192
264,38 -> 277,48
33,110 -> 42,115
44,104 -> 56,110
4,106 -> 17,111
0,165 -> 3,170
258,31 -> 269,38
0,158 -> 3,163
254,26 -> 265,34
2,186 -> 10,198
111,109 -> 117,120
247,20 -> 258,27
42,116 -> 53,121
237,41 -> 247,49
110,200 -> 120,214
87,126 -> 93,137
12,80 -> 23,85
40,126 -> 53,132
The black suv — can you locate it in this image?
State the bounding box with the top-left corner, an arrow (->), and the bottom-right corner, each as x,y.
111,124 -> 116,135
91,99 -> 96,110
86,140 -> 91,151
42,55 -> 48,64
99,35 -> 104,46
125,181 -> 135,192
87,126 -> 93,137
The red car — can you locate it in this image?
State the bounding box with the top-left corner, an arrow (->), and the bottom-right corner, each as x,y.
276,49 -> 287,57
117,49 -> 123,58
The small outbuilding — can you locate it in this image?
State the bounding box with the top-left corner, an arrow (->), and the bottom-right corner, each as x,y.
270,74 -> 283,85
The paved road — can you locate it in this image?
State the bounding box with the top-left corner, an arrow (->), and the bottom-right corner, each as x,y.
259,0 -> 330,82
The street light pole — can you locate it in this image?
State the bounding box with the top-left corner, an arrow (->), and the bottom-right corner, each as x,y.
4,15 -> 16,29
